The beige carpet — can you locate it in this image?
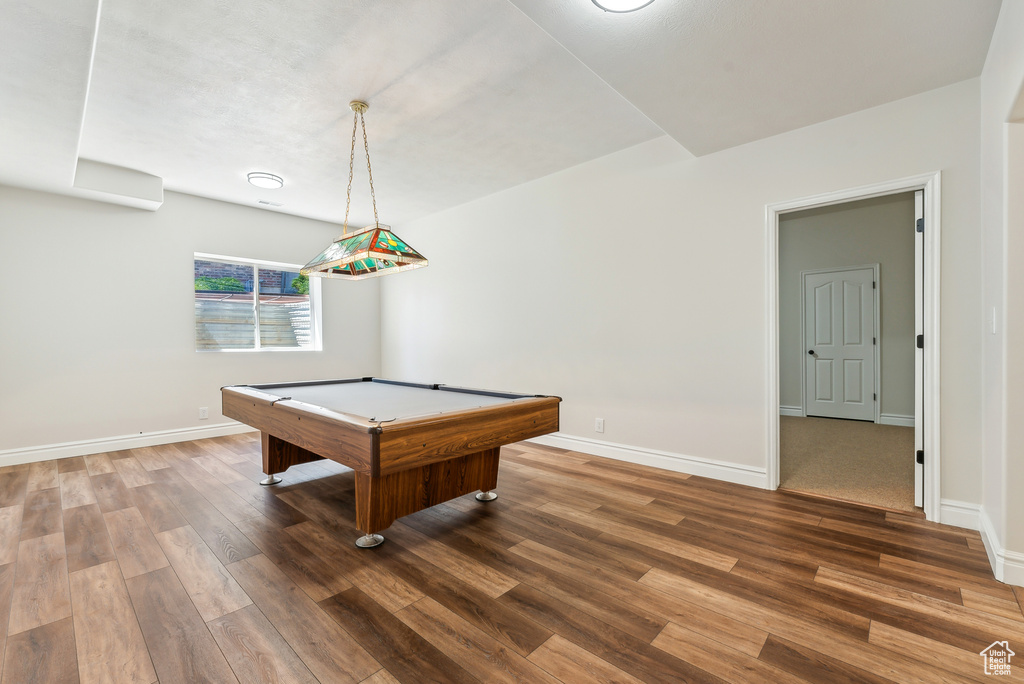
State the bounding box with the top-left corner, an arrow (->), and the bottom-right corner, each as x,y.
780,416 -> 916,512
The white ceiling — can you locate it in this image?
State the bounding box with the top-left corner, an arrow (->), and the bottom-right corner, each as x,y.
0,0 -> 1002,227
509,0 -> 1002,156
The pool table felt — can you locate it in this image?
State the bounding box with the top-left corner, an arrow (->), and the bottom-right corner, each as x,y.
246,381 -> 531,422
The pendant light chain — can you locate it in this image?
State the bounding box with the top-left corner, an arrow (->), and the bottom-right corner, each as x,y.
341,103 -> 380,233
359,108 -> 380,228
342,108 -> 359,235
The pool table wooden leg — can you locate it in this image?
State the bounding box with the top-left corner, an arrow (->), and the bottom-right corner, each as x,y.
260,432 -> 324,485
352,447 -> 501,547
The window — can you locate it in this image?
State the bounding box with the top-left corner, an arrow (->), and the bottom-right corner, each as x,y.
194,253 -> 322,351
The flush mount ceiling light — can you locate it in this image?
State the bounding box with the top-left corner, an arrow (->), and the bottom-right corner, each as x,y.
301,101 -> 427,281
247,172 -> 284,189
592,0 -> 655,12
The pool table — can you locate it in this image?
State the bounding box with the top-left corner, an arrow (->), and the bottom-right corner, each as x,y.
221,377 -> 560,547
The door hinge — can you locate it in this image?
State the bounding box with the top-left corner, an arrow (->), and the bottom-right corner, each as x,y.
873,393 -> 877,401
916,218 -> 924,233
916,334 -> 924,349
873,337 -> 877,345
916,450 -> 924,464
872,281 -> 876,289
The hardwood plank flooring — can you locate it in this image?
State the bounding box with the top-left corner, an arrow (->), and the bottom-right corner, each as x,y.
2,616 -> 78,684
90,472 -> 134,514
125,566 -> 238,683
57,457 -> 86,474
20,488 -> 62,540
25,461 -> 59,493
651,621 -> 806,684
83,453 -> 115,477
63,504 -> 116,574
208,604 -> 317,684
111,457 -> 153,488
385,521 -> 520,598
758,634 -> 892,684
130,483 -> 187,534
360,539 -> 553,657
103,507 -> 170,579
528,634 -> 646,684
396,596 -> 561,684
157,471 -> 260,565
8,532 -> 72,635
286,519 -> 426,613
68,560 -> 155,684
155,525 -> 252,622
58,471 -> 96,510
0,438 -> 1016,683
319,587 -> 477,684
129,447 -> 171,472
235,515 -> 353,602
361,670 -> 402,684
866,621 -> 993,683
0,466 -> 29,508
0,508 -> 22,565
226,554 -> 381,684
0,563 -> 16,683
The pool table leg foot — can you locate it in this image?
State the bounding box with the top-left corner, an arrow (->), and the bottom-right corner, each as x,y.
476,490 -> 498,502
355,533 -> 385,548
260,475 -> 282,486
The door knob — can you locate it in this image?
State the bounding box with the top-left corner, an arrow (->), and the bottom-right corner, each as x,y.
808,350 -> 814,355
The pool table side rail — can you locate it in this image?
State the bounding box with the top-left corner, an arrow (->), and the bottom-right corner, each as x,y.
238,377 -> 546,401
243,377 -> 434,392
222,386 -> 379,429
221,385 -> 376,473
375,395 -> 561,475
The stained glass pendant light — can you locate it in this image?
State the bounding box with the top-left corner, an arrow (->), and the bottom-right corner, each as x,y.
301,101 -> 427,281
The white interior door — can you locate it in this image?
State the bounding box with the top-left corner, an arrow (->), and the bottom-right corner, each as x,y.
803,267 -> 877,421
914,190 -> 924,508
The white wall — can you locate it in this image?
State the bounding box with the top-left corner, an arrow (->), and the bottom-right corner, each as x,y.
381,78 -> 982,505
979,0 -> 1024,584
779,193 -> 916,419
0,187 -> 381,458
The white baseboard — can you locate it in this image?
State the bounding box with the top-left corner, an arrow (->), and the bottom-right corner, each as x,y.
527,432 -> 768,490
1002,549 -> 1024,587
0,422 -> 255,468
978,506 -> 1024,587
938,499 -> 980,531
779,405 -> 803,417
879,413 -> 915,427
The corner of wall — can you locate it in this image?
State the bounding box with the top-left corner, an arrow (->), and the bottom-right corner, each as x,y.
979,504 -> 1024,587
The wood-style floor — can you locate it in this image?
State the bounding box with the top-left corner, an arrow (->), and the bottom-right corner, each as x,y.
0,435 -> 1020,683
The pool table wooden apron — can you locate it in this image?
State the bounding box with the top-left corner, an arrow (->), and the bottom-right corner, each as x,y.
221,379 -> 560,547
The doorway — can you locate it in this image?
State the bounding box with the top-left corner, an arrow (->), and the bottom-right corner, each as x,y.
766,173 -> 941,521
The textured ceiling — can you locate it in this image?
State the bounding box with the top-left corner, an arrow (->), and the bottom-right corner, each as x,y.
76,0 -> 663,225
0,0 -> 1003,226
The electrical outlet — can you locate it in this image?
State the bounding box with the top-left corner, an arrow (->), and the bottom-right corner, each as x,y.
199,407 -> 209,420
595,418 -> 604,433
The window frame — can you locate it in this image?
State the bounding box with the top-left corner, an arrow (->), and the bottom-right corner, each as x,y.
194,252 -> 323,353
